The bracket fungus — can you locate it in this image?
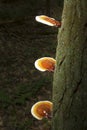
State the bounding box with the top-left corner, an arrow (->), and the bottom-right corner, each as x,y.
34,57 -> 56,72
31,101 -> 53,120
35,15 -> 61,27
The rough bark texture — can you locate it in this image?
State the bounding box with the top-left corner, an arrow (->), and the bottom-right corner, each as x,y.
53,0 -> 87,130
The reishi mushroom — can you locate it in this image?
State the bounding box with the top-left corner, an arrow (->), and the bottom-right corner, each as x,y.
34,57 -> 56,72
35,15 -> 61,27
31,101 -> 53,120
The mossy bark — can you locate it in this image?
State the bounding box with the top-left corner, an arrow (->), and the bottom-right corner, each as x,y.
52,0 -> 87,130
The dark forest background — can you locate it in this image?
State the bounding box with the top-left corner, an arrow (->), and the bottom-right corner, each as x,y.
0,0 -> 63,130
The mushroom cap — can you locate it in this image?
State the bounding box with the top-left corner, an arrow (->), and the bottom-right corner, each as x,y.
35,15 -> 54,26
31,101 -> 53,120
35,15 -> 61,27
34,57 -> 56,72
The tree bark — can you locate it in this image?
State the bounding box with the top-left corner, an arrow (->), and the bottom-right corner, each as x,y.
52,0 -> 87,130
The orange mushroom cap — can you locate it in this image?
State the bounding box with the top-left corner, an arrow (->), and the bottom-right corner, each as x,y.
34,57 -> 56,72
35,15 -> 61,27
31,101 -> 53,120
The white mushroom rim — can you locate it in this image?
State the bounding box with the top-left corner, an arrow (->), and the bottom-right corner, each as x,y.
31,101 -> 52,120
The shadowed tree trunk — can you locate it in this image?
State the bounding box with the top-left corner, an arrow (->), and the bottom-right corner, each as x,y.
53,0 -> 87,130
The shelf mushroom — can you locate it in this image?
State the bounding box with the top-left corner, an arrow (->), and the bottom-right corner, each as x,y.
34,57 -> 56,72
35,15 -> 61,27
31,101 -> 53,120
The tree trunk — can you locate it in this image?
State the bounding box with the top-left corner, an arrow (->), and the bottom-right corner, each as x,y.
52,0 -> 87,130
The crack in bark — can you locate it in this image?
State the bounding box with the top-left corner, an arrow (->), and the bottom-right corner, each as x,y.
53,86 -> 67,116
58,87 -> 67,107
59,55 -> 66,68
73,78 -> 82,94
67,78 -> 82,118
